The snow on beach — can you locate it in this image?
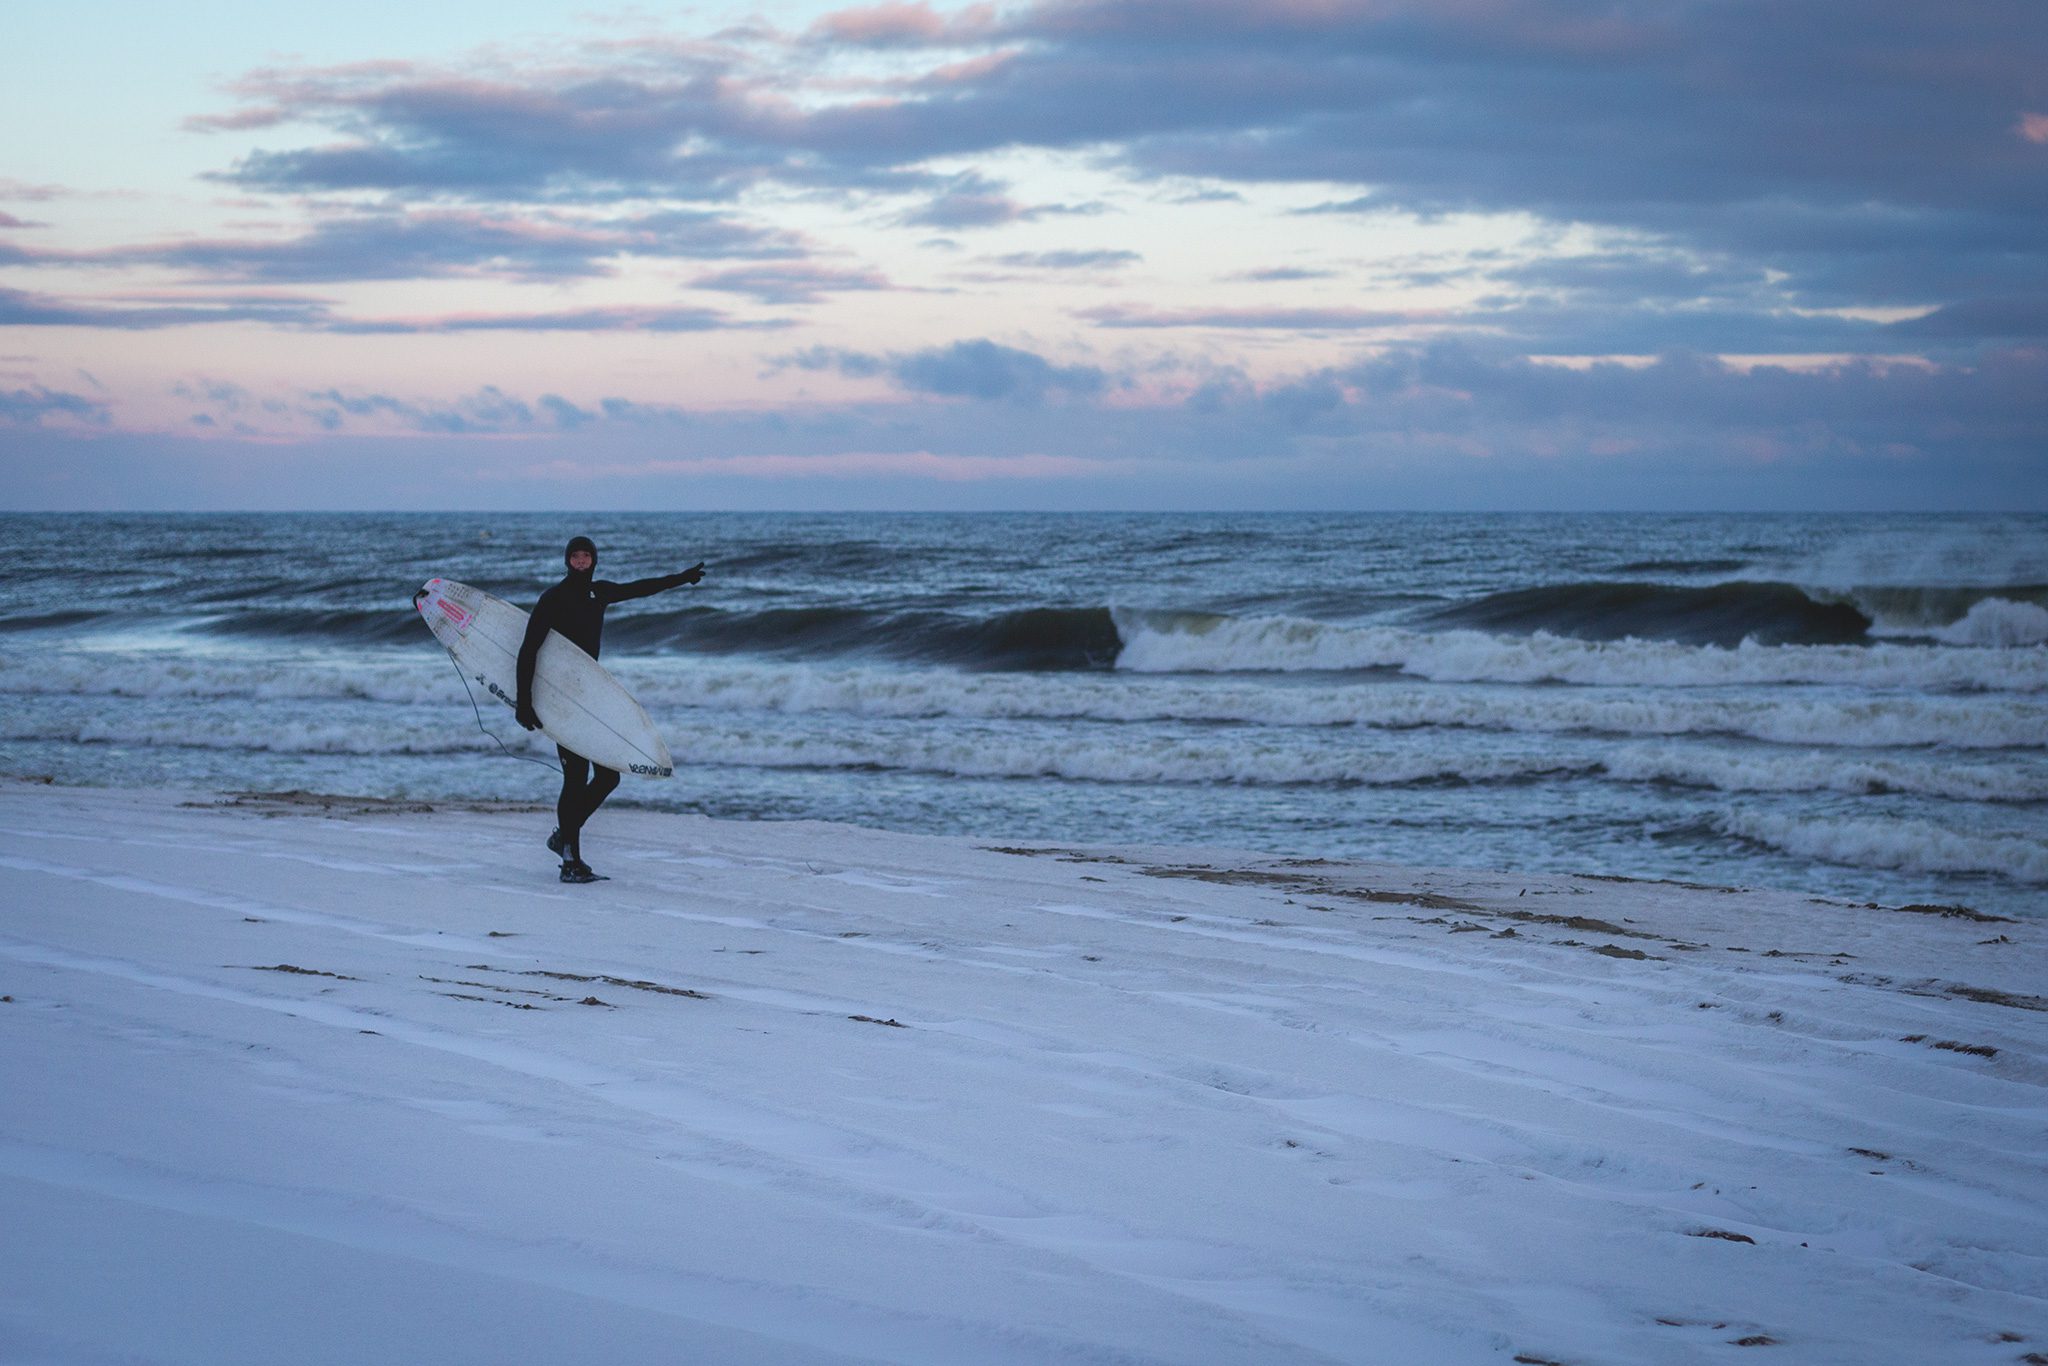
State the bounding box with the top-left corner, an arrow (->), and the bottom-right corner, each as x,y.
1,781 -> 2043,1365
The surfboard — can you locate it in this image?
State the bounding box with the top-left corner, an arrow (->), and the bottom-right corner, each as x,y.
415,578 -> 674,778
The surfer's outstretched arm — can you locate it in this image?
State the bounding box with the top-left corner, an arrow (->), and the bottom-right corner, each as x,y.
598,563 -> 705,604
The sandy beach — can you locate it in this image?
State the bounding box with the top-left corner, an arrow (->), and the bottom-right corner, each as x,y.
1,779 -> 2043,1364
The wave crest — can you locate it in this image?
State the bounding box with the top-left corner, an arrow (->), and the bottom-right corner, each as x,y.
1111,609 -> 2048,691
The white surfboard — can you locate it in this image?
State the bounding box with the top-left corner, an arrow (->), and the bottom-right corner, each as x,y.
415,578 -> 674,778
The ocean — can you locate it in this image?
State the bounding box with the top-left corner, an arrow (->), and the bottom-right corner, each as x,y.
2,512 -> 2042,918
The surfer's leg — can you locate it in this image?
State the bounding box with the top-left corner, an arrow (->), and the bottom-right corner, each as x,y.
565,765 -> 621,861
556,746 -> 591,858
584,765 -> 622,824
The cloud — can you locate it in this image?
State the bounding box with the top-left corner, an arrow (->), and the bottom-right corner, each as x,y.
5,208 -> 805,286
328,304 -> 772,334
1082,304 -> 1430,330
58,342 -> 2040,510
0,285 -> 331,330
793,338 -> 1110,402
806,3 -> 1000,49
302,384 -> 594,434
0,283 -> 783,335
240,342 -> 2048,472
0,179 -> 68,203
690,262 -> 892,304
991,249 -> 1140,269
195,52 -> 943,202
1488,252 -> 1773,305
0,385 -> 109,426
1888,295 -> 2048,341
1225,266 -> 1337,282
896,173 -> 1100,230
178,2 -> 2045,338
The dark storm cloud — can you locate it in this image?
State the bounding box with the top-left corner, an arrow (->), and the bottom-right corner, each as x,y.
1490,253 -> 1774,305
187,3 -> 2043,329
128,0 -> 2048,351
196,54 -> 947,202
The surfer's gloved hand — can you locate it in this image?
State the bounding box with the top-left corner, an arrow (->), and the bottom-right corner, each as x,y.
516,699 -> 542,731
679,563 -> 704,586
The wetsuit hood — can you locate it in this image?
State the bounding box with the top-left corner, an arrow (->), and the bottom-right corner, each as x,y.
564,536 -> 597,581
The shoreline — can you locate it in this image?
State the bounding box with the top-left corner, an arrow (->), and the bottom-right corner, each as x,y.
22,773 -> 2027,921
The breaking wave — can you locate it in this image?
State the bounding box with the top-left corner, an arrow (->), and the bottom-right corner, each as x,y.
1426,580 -> 1874,646
1112,610 -> 2048,690
599,604 -> 1121,671
1718,811 -> 2048,884
9,577 -> 2044,680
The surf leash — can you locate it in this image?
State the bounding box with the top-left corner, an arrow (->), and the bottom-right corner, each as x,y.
440,643 -> 563,775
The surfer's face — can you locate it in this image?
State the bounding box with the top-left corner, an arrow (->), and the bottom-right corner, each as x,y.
568,549 -> 593,572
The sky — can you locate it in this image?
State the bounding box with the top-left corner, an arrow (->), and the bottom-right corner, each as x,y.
2,0 -> 2045,510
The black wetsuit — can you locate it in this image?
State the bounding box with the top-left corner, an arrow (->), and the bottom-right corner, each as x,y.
516,547 -> 699,863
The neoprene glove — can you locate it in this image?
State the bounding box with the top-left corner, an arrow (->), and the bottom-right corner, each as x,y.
516,700 -> 542,731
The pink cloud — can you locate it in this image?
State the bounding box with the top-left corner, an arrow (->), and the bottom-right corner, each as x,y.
0,179 -> 69,202
1080,304 -> 1437,330
919,51 -> 1021,86
2019,112 -> 2048,144
810,3 -> 998,46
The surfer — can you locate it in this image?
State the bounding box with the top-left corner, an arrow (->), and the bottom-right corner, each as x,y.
516,536 -> 703,883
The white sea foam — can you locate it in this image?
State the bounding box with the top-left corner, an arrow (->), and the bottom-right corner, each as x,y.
1,708 -> 494,757
1719,810 -> 2048,884
670,728 -> 1605,789
651,666 -> 2046,750
0,653 -> 452,706
682,731 -> 2039,803
1930,598 -> 2048,648
6,651 -> 2046,752
1791,520 -> 2048,596
1602,745 -> 2048,803
1110,609 -> 2048,691
13,694 -> 2038,805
